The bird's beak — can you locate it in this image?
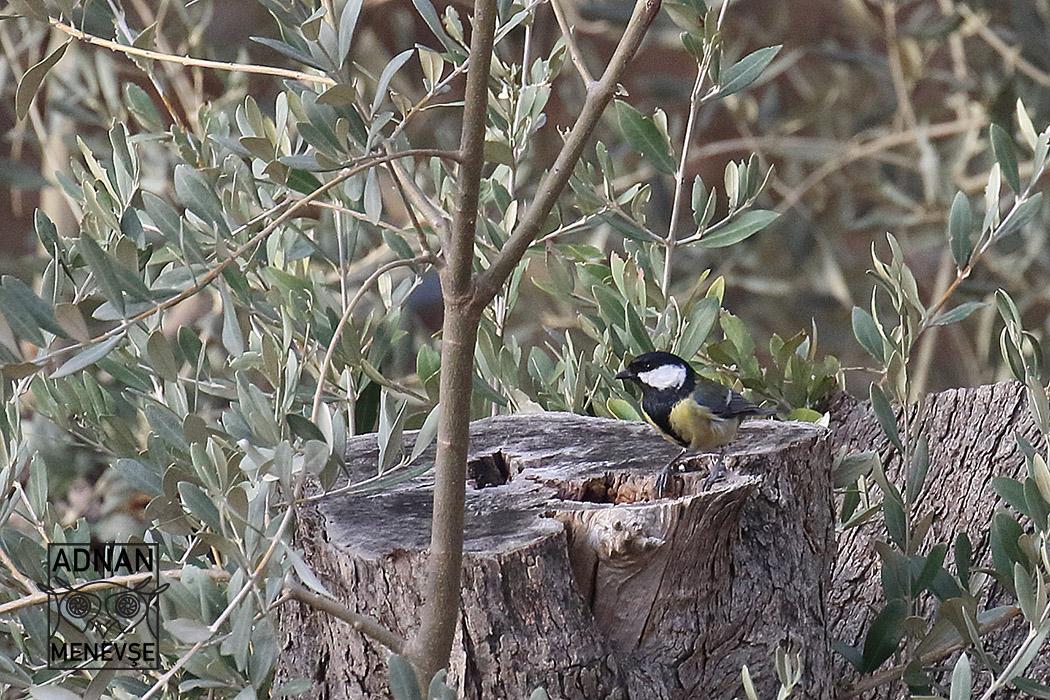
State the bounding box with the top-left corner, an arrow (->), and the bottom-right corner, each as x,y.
616,368 -> 633,380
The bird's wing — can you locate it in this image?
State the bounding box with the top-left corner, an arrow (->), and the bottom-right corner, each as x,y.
692,378 -> 763,418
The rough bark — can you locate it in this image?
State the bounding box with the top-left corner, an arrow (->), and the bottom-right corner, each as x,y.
278,412 -> 835,700
826,380 -> 1047,698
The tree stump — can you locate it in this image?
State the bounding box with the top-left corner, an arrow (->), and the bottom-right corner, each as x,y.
278,413 -> 834,700
827,381 -> 1047,698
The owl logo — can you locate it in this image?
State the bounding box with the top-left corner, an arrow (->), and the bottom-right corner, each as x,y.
50,584 -> 103,635
98,579 -> 169,638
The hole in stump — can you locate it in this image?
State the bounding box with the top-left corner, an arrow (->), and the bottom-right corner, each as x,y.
576,478 -> 617,503
469,451 -> 511,489
551,475 -> 626,503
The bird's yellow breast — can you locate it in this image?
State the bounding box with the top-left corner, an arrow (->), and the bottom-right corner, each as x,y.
668,399 -> 742,451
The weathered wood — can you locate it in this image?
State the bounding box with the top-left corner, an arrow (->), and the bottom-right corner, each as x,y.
827,381 -> 1047,698
277,412 -> 834,700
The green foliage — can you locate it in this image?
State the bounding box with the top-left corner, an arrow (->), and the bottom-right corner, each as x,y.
834,100 -> 1050,697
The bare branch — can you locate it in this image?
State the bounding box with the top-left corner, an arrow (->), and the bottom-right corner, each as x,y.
958,5 -> 1050,88
386,162 -> 439,258
283,581 -> 405,654
550,0 -> 595,86
775,115 -> 985,215
386,154 -> 453,244
50,18 -> 338,87
409,0 -> 500,684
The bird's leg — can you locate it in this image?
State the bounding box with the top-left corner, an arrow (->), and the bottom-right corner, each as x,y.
703,447 -> 728,490
655,447 -> 689,496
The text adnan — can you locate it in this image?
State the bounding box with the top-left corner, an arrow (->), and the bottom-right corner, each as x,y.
50,545 -> 153,575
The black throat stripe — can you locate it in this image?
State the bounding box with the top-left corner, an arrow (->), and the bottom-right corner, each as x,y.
642,391 -> 689,447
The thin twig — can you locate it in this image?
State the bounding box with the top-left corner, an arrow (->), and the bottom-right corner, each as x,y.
0,542 -> 38,597
128,0 -> 200,122
385,154 -> 454,244
389,57 -> 471,142
283,581 -> 405,654
882,2 -> 918,130
661,2 -> 726,295
303,198 -> 405,232
107,0 -> 189,132
937,0 -> 970,85
958,5 -> 1050,88
688,135 -> 857,162
934,0 -> 979,189
550,0 -> 594,86
919,157 -> 1049,333
0,568 -> 230,617
50,18 -> 337,87
386,163 -> 439,258
534,211 -> 602,244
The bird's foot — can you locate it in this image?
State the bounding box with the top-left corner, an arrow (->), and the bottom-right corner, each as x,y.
655,465 -> 675,497
702,451 -> 728,491
655,448 -> 688,497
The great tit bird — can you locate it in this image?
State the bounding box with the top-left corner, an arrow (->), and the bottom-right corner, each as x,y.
616,351 -> 775,494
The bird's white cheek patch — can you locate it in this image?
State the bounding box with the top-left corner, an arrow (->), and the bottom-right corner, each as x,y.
637,364 -> 687,390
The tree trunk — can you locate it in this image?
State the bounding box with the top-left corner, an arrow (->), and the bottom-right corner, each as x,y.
826,380 -> 1047,698
277,413 -> 835,700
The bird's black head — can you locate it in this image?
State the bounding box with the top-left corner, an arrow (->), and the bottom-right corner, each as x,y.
616,351 -> 695,393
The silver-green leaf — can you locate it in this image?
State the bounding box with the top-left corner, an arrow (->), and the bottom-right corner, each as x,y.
696,210 -> 777,248
387,655 -> 422,700
371,50 -> 414,116
851,306 -> 884,363
16,41 -> 69,120
948,191 -> 974,266
950,653 -> 971,700
929,301 -> 986,327
715,45 -> 781,99
175,164 -> 230,235
51,336 -> 122,379
990,123 -> 1020,193
870,383 -> 903,452
338,0 -> 363,68
0,276 -> 67,344
614,100 -> 676,176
